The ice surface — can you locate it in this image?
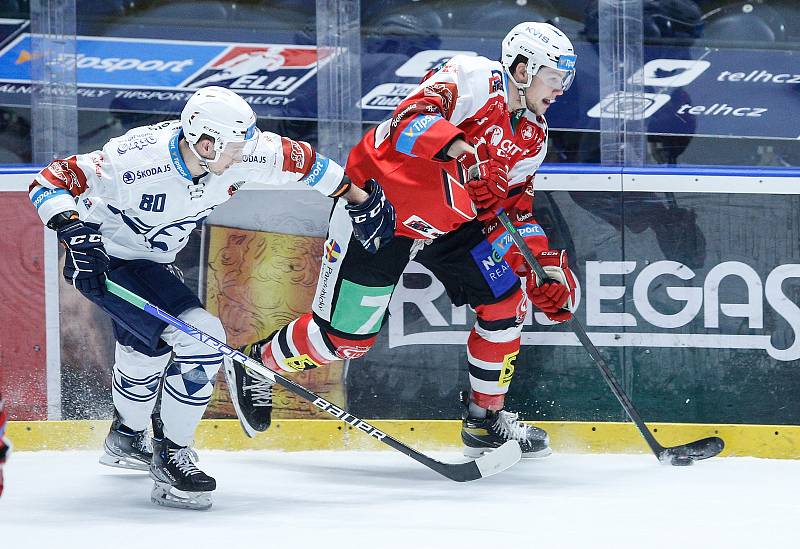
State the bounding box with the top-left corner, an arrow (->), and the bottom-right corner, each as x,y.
2,450 -> 797,548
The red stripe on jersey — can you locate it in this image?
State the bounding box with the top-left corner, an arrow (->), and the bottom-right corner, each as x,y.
290,315 -> 331,366
280,137 -> 316,177
66,157 -> 88,193
467,329 -> 520,362
42,157 -> 88,195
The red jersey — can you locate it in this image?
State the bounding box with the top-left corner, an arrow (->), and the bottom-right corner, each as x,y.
347,55 -> 549,240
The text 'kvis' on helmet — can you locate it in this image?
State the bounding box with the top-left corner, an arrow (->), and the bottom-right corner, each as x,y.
501,22 -> 577,91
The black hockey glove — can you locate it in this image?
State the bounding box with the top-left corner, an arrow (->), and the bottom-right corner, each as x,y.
56,218 -> 109,297
345,179 -> 396,254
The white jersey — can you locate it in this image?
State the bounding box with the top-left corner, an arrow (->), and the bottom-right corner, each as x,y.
29,120 -> 346,263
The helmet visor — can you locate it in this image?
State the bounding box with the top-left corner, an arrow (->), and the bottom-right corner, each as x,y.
222,124 -> 260,159
535,66 -> 575,91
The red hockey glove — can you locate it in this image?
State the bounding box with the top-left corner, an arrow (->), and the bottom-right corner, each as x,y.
464,140 -> 508,220
526,249 -> 576,323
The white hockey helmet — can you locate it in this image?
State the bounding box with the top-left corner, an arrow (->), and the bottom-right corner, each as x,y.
501,22 -> 577,92
181,86 -> 259,164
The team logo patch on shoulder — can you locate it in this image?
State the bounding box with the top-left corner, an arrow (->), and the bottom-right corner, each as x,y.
44,157 -> 88,193
280,137 -> 313,175
423,82 -> 458,117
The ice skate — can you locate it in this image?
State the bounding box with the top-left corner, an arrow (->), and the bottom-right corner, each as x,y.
149,437 -> 215,510
99,409 -> 152,471
224,336 -> 274,438
460,392 -> 551,459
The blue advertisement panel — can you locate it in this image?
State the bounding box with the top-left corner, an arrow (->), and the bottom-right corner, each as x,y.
360,40 -> 800,139
0,30 -> 798,139
0,34 -> 325,116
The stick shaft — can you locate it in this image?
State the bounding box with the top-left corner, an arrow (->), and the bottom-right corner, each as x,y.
496,212 -> 665,456
104,278 -> 515,481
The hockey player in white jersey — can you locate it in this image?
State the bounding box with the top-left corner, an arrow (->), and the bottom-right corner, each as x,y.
28,86 -> 392,510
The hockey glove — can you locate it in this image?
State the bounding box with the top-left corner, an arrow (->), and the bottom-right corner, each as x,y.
56,218 -> 110,297
346,179 -> 396,254
526,249 -> 576,323
464,140 -> 509,220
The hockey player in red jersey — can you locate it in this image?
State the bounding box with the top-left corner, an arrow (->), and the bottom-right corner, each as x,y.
226,22 -> 578,458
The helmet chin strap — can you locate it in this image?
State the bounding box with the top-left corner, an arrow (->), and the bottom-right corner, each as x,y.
506,65 -> 533,113
184,141 -> 216,199
187,140 -> 221,171
510,81 -> 530,118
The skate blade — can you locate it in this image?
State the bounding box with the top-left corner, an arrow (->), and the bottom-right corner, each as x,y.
464,445 -> 552,459
521,447 -> 553,459
222,359 -> 260,439
150,481 -> 212,511
99,452 -> 150,471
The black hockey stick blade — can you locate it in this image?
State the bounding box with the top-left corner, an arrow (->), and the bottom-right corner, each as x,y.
658,436 -> 725,464
105,278 -> 522,482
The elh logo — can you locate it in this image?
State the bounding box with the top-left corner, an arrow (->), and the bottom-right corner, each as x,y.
183,45 -> 326,94
631,59 -> 711,88
587,91 -> 671,119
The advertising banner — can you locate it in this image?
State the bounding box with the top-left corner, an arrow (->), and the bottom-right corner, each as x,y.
4,169 -> 799,425
0,28 -> 798,139
345,186 -> 800,425
360,41 -> 800,139
203,225 -> 346,420
0,33 -> 328,117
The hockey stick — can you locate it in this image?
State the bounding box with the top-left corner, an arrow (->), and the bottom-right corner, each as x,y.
496,211 -> 724,466
104,278 -> 521,482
